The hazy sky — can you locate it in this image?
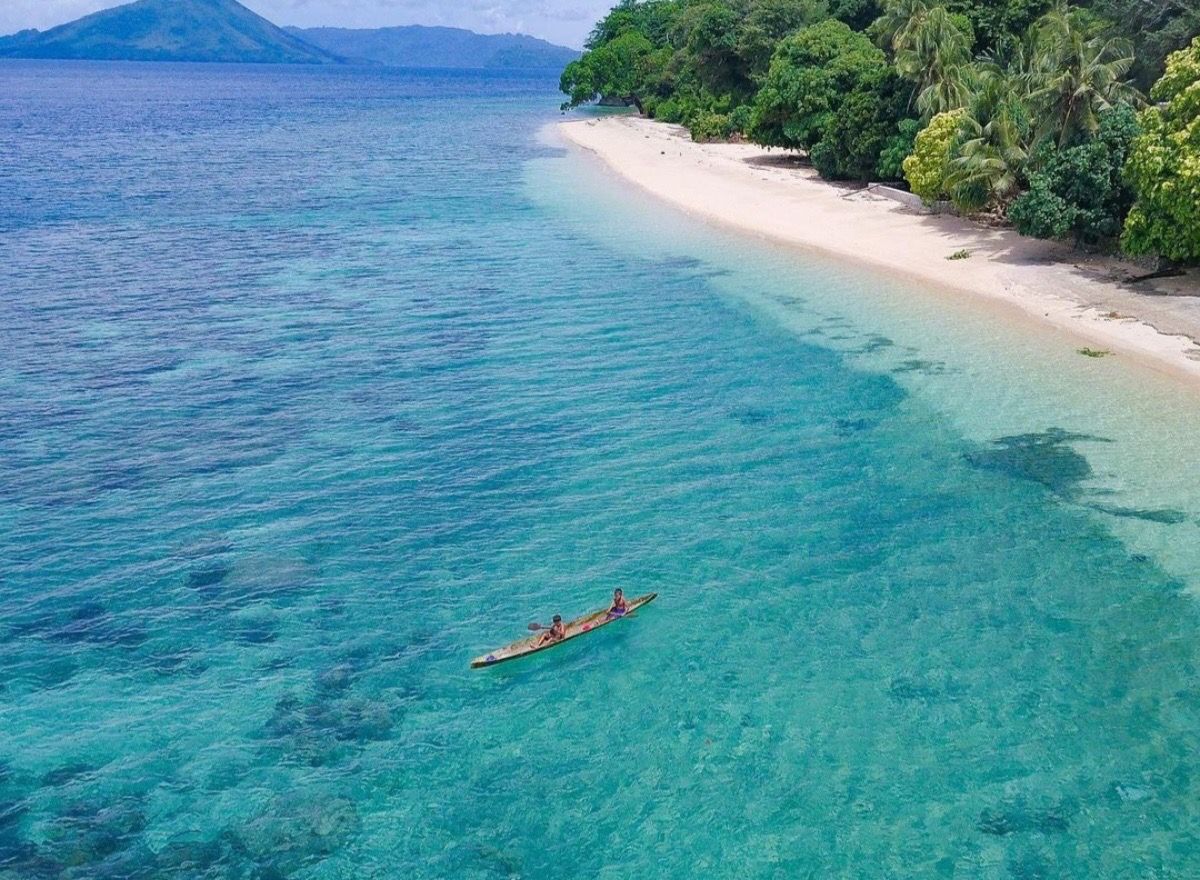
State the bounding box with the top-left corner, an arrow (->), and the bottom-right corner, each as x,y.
0,0 -> 611,48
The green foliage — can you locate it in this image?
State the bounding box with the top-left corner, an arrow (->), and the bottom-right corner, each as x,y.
903,108 -> 965,200
893,4 -> 976,116
1008,175 -> 1073,237
737,0 -> 831,78
728,103 -> 754,132
689,104 -> 755,141
1090,0 -> 1200,88
1026,4 -> 1138,148
1009,104 -> 1139,244
560,30 -> 655,109
749,20 -> 887,149
945,0 -> 1052,54
830,0 -> 882,30
814,68 -> 911,179
674,1 -> 752,96
876,117 -> 922,178
564,0 -> 1184,257
1122,37 -> 1200,262
945,63 -> 1032,211
871,0 -> 929,50
586,0 -> 682,49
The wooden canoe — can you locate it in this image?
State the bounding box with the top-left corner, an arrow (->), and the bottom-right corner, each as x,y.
470,592 -> 657,668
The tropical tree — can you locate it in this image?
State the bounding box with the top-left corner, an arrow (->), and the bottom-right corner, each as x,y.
749,20 -> 888,150
737,0 -> 832,79
673,0 -> 752,98
831,0 -> 884,30
560,30 -> 657,111
944,0 -> 1052,55
946,63 -> 1032,210
1008,104 -> 1140,243
1090,0 -> 1200,88
871,0 -> 931,50
877,117 -> 923,179
1027,3 -> 1139,147
1122,36 -> 1200,262
893,5 -> 977,115
903,107 -> 967,200
812,68 -> 911,179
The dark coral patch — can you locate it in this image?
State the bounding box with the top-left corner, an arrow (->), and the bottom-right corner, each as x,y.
40,763 -> 99,787
184,563 -> 230,593
235,794 -> 359,876
978,800 -> 1072,836
42,795 -> 147,870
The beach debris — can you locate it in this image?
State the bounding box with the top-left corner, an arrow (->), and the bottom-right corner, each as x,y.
1077,347 -> 1112,358
946,249 -> 971,260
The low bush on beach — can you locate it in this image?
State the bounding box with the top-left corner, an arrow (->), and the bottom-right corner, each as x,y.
1008,106 -> 1139,248
903,109 -> 966,203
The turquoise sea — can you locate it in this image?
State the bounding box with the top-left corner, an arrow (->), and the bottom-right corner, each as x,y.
3,61 -> 1200,879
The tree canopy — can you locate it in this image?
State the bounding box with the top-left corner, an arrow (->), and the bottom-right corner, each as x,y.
563,0 -> 1198,261
1122,36 -> 1200,262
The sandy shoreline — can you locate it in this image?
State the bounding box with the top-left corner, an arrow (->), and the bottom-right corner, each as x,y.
559,116 -> 1200,386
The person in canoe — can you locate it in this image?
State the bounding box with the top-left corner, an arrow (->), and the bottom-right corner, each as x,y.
607,588 -> 629,618
537,615 -> 566,646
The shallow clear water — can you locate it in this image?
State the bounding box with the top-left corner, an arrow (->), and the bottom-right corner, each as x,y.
2,61 -> 1200,879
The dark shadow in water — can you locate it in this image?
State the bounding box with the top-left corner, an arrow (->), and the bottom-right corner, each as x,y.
978,798 -> 1074,836
834,417 -> 878,436
964,429 -> 1190,527
184,563 -> 230,594
0,772 -> 359,879
853,334 -> 894,355
964,429 -> 1108,495
891,358 -> 950,375
10,601 -> 147,650
40,763 -> 100,788
729,406 -> 776,426
1087,503 -> 1189,524
34,794 -> 147,876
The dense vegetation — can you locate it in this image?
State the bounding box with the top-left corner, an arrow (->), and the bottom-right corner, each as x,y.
562,0 -> 1199,262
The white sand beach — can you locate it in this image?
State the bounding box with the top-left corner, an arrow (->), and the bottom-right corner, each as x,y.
560,116 -> 1200,386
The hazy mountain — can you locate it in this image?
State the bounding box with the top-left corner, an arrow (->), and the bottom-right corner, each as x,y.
0,0 -> 341,64
287,25 -> 580,70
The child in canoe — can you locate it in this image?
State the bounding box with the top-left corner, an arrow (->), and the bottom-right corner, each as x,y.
607,588 -> 628,618
537,615 -> 565,645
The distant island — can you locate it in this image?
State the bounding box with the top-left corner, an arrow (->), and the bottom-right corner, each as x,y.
288,25 -> 580,70
0,0 -> 340,64
0,0 -> 580,69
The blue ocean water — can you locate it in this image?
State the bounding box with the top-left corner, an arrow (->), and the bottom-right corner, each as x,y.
2,60 -> 1200,879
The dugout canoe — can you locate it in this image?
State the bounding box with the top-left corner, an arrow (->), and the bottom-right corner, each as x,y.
470,592 -> 657,668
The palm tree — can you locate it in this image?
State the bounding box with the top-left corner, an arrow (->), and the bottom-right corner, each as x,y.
946,64 -> 1031,211
1027,3 -> 1139,147
872,0 -> 931,51
893,6 -> 977,116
